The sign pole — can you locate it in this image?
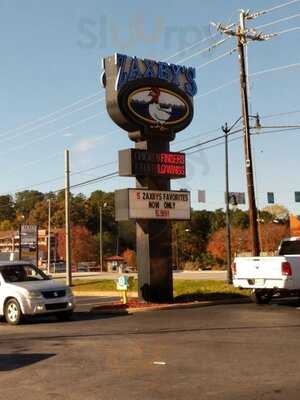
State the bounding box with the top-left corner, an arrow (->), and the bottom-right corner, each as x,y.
18,225 -> 21,261
135,138 -> 173,302
65,149 -> 72,286
35,225 -> 39,267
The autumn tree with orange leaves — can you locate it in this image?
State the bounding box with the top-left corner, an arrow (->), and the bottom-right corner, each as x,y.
208,223 -> 289,263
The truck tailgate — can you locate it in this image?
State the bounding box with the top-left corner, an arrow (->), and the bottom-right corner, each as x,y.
235,256 -> 286,279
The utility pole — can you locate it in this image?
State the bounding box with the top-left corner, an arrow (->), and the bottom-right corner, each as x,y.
99,204 -> 103,272
237,10 -> 260,256
65,149 -> 72,286
216,10 -> 273,256
47,199 -> 51,275
222,123 -> 232,283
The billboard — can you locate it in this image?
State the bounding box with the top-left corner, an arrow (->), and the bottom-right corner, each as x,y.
115,189 -> 191,221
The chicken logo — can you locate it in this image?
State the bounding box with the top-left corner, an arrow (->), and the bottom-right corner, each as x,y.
148,88 -> 172,125
127,86 -> 189,130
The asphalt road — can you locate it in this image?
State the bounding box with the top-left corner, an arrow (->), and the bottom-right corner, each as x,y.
1,299 -> 300,399
53,270 -> 227,281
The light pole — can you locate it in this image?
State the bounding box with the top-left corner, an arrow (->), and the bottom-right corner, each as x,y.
222,123 -> 232,284
222,114 -> 261,283
47,199 -> 51,274
99,202 -> 107,272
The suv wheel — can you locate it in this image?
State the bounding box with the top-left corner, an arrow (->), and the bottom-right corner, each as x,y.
5,299 -> 22,325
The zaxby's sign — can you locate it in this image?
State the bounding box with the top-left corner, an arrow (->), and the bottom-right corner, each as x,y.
115,189 -> 191,221
101,53 -> 197,138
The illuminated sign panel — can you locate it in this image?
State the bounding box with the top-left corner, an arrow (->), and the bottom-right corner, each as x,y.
119,149 -> 186,179
115,189 -> 191,221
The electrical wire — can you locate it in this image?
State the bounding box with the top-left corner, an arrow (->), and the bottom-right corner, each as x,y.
0,97 -> 105,144
258,0 -> 300,15
164,31 -> 219,61
0,91 -> 103,138
273,25 -> 300,36
0,113 -> 106,157
175,38 -> 229,64
250,60 -> 300,78
255,12 -> 300,30
195,48 -> 237,70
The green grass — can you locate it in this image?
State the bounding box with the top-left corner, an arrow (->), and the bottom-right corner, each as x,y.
73,279 -> 121,292
173,280 -> 250,301
73,279 -> 250,302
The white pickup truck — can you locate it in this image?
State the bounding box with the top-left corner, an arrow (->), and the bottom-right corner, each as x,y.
233,237 -> 300,304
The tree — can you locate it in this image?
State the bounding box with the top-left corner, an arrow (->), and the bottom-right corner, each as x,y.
0,195 -> 15,222
262,204 -> 289,222
28,200 -> 49,227
57,226 -> 98,265
208,223 -> 289,264
207,227 -> 252,263
122,248 -> 137,269
230,208 -> 249,228
15,190 -> 44,219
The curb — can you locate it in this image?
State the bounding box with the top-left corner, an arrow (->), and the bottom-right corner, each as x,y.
90,297 -> 251,315
74,291 -> 138,297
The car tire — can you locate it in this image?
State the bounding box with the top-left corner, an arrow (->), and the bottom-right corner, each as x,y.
252,290 -> 273,305
56,311 -> 73,322
4,298 -> 23,325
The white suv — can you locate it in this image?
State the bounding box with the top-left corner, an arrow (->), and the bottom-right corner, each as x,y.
0,261 -> 74,325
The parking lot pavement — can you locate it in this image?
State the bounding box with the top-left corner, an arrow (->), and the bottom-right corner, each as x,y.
1,301 -> 300,400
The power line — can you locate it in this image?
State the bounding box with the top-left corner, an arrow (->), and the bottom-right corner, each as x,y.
262,108 -> 300,119
273,25 -> 300,36
196,58 -> 300,99
0,97 -> 105,144
258,0 -> 300,16
0,91 -> 103,138
250,60 -> 300,77
195,48 -> 237,70
68,172 -> 119,191
164,31 -> 219,61
0,113 -> 104,157
255,12 -> 300,30
175,37 -> 229,64
173,128 -> 219,146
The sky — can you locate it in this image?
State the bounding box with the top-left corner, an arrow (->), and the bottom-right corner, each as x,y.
0,0 -> 300,213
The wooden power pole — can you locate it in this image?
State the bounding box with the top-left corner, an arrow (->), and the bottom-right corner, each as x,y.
237,11 -> 260,256
217,9 -> 274,256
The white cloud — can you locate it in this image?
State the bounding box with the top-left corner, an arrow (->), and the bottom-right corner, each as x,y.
74,137 -> 98,153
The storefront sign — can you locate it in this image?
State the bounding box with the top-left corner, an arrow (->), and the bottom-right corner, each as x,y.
115,189 -> 191,221
119,149 -> 186,179
101,53 -> 196,136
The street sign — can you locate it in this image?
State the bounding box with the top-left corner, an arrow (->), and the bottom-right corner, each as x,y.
267,192 -> 275,204
115,189 -> 191,221
119,149 -> 186,179
198,190 -> 206,203
226,192 -> 246,205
